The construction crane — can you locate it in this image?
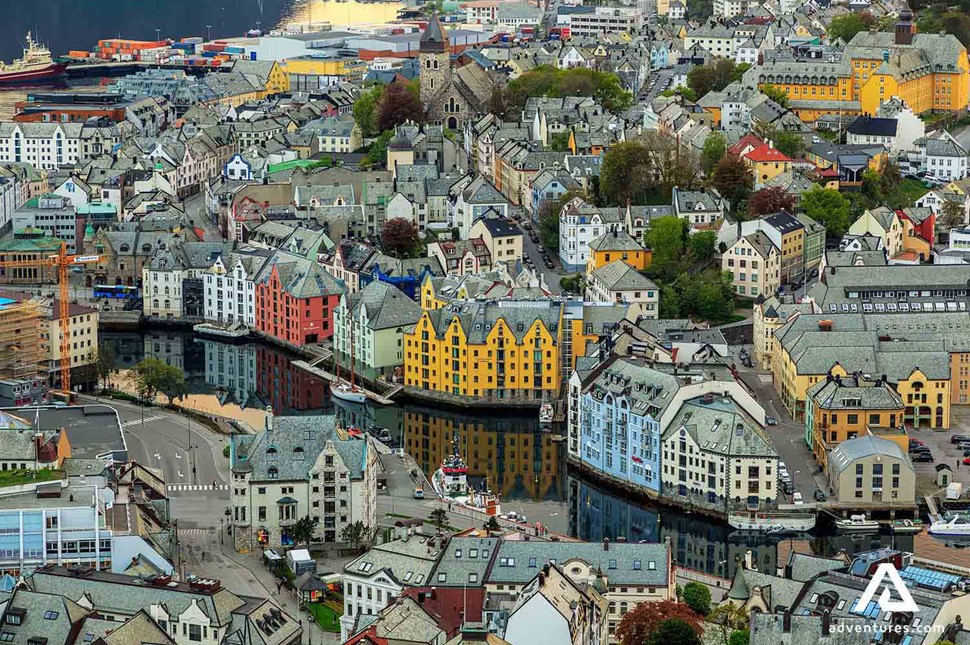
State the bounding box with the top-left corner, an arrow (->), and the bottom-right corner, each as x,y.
0,242 -> 101,398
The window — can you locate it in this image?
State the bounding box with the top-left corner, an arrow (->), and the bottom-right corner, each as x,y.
44,611 -> 59,620
188,624 -> 203,642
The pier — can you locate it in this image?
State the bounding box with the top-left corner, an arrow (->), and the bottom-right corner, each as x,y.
292,359 -> 397,405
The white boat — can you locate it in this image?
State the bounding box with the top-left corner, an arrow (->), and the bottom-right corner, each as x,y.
891,519 -> 925,534
539,403 -> 554,426
728,510 -> 816,533
331,378 -> 366,404
193,322 -> 250,341
929,514 -> 970,537
331,322 -> 366,404
430,433 -> 501,518
835,514 -> 880,533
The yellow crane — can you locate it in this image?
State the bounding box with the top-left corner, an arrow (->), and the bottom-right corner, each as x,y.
0,242 -> 101,397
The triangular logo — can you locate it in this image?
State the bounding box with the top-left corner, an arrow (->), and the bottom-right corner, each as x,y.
856,563 -> 919,613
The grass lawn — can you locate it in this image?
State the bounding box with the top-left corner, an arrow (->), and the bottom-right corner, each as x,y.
0,469 -> 62,488
899,178 -> 929,204
307,602 -> 342,632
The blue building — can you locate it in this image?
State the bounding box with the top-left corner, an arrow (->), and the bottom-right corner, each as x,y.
578,357 -> 680,494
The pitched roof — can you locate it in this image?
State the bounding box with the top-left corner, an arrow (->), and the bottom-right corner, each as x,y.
590,260 -> 657,293
343,280 -> 422,331
743,143 -> 794,163
420,14 -> 449,52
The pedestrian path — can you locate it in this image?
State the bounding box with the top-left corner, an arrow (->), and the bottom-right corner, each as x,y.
167,484 -> 229,492
122,415 -> 165,427
177,528 -> 213,537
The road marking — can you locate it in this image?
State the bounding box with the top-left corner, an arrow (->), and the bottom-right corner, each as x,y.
122,415 -> 165,427
167,484 -> 229,492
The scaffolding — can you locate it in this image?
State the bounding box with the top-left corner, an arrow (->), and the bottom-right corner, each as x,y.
0,298 -> 43,381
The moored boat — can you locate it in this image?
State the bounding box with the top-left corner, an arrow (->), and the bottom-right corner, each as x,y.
728,510 -> 816,533
835,514 -> 880,533
929,514 -> 970,537
331,378 -> 366,404
890,519 -> 925,534
0,33 -> 67,84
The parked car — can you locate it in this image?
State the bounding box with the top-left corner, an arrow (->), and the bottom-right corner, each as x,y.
544,259 -> 555,269
909,438 -> 926,448
783,482 -> 795,495
958,441 -> 970,451
792,492 -> 804,505
766,416 -> 778,426
814,489 -> 827,502
912,452 -> 934,462
951,434 -> 970,444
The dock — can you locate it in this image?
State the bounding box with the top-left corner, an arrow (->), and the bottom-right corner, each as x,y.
292,360 -> 396,405
926,495 -> 941,523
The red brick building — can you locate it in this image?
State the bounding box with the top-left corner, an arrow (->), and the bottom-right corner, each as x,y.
255,253 -> 344,347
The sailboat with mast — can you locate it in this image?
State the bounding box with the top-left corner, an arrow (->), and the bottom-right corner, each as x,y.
331,319 -> 366,404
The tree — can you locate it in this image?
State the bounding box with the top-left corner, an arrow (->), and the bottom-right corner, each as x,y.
644,216 -> 689,281
708,605 -> 749,645
771,131 -> 804,159
290,515 -> 319,549
505,65 -> 633,114
728,631 -> 750,645
352,85 -> 384,138
377,81 -> 424,132
484,516 -> 501,531
615,600 -> 703,645
827,12 -> 876,42
731,62 -> 752,83
96,345 -> 116,391
710,154 -> 753,198
549,131 -> 572,152
701,132 -> 727,174
687,59 -> 736,99
381,218 -> 420,258
648,619 -> 702,645
660,86 -> 698,102
429,507 -> 449,527
939,200 -> 966,233
538,192 -> 581,251
680,269 -> 735,323
748,186 -> 796,216
801,186 -> 852,238
600,140 -> 654,206
132,358 -> 186,405
681,582 -> 711,616
688,230 -> 717,264
363,129 -> 394,168
643,131 -> 703,198
340,520 -> 368,550
760,84 -> 789,108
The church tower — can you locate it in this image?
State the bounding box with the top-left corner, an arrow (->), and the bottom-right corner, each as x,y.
419,14 -> 450,105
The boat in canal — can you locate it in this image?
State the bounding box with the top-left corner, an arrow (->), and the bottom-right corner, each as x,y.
431,433 -> 501,517
835,515 -> 880,533
929,514 -> 970,537
728,510 -> 817,533
890,519 -> 925,534
331,325 -> 366,404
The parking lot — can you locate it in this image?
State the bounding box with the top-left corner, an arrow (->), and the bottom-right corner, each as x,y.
910,407 -> 970,497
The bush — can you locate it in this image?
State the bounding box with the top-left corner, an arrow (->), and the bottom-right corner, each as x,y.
682,581 -> 711,615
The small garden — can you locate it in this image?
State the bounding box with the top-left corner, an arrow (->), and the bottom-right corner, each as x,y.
0,469 -> 63,488
306,599 -> 343,632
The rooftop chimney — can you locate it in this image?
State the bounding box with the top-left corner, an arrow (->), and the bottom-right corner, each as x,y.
264,406 -> 274,431
782,609 -> 791,633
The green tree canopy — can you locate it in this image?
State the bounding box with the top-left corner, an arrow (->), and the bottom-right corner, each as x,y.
377,81 -> 424,132
710,154 -> 753,198
290,515 -> 319,549
505,65 -> 633,114
687,59 -> 736,99
352,85 -> 384,138
760,84 -> 789,108
644,216 -> 689,281
648,619 -> 702,645
701,133 -> 727,173
363,130 -> 394,168
802,186 -> 852,237
132,358 -> 185,405
600,140 -> 655,206
826,12 -> 876,41
771,131 -> 805,159
616,600 -> 703,645
681,582 -> 712,616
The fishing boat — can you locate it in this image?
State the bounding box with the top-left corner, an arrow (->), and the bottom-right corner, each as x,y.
929,514 -> 970,537
193,321 -> 250,341
431,433 -> 501,517
728,510 -> 816,533
539,403 -> 554,429
0,33 -> 67,84
890,519 -> 925,534
331,324 -> 366,404
835,514 -> 880,533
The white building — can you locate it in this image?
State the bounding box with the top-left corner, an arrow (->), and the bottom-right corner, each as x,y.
568,7 -> 644,37
722,231 -> 781,299
339,528 -> 443,641
143,241 -> 231,320
503,564 -> 608,645
202,249 -> 270,328
660,384 -> 778,512
558,197 -> 625,272
585,260 -> 659,314
919,131 -> 969,181
0,122 -> 131,170
229,412 -> 379,552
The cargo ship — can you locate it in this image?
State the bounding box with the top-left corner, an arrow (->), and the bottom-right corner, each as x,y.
0,33 -> 67,84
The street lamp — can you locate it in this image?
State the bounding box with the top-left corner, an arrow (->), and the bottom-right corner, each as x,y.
155,28 -> 161,42
206,25 -> 212,41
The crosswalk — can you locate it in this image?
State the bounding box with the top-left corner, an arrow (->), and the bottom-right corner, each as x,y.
177,528 -> 215,537
167,484 -> 229,492
122,415 -> 165,427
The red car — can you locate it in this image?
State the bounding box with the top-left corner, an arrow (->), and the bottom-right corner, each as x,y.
963,457 -> 970,466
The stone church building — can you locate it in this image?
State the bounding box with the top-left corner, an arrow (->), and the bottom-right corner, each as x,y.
419,14 -> 494,129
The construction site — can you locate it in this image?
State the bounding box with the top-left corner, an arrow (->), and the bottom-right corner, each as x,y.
0,294 -> 45,383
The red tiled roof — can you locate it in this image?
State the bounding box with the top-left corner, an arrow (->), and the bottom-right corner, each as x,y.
728,134 -> 764,156
743,143 -> 793,163
400,587 -> 486,638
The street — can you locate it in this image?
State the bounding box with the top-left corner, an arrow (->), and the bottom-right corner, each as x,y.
511,208 -> 567,291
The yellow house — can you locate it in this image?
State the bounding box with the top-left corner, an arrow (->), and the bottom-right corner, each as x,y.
283,56 -> 368,89
804,372 -> 908,469
469,218 -> 524,265
585,231 -> 651,273
403,300 -> 565,401
232,59 -> 290,96
741,143 -> 793,185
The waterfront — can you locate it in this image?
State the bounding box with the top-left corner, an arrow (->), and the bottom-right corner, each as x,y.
100,328 -> 935,581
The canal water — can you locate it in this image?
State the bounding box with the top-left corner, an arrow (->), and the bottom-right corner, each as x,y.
103,330 -> 924,580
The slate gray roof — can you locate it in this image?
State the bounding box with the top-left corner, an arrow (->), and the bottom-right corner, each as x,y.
461,175 -> 506,205
257,250 -> 344,299
584,357 -> 682,420
664,395 -> 777,459
750,612 -> 868,645
829,435 -> 909,478
590,261 -> 657,293
588,231 -> 645,253
428,536 -> 499,587
343,280 -> 422,331
806,375 -> 903,410
425,300 -> 563,343
728,568 -> 805,609
785,552 -> 848,582
344,535 -> 442,586
0,588 -> 88,645
485,540 -> 670,586
823,250 -> 887,267
232,414 -> 368,482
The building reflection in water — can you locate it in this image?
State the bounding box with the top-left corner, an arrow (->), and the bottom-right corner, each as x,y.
568,475 -> 778,580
